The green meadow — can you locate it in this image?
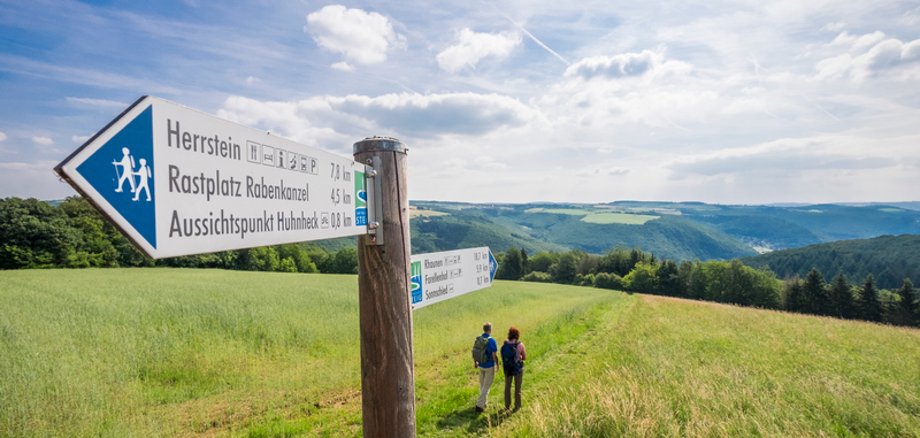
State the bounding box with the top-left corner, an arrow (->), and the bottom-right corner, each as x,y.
523,208 -> 661,225
523,207 -> 596,215
580,212 -> 660,225
1,269 -> 919,437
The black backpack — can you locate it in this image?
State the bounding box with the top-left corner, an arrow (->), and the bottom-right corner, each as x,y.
501,341 -> 523,374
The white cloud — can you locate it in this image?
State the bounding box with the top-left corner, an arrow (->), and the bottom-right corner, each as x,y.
0,131 -> 6,142
65,97 -> 126,108
564,50 -> 691,80
474,155 -> 508,171
668,135 -> 905,179
828,31 -> 886,52
216,97 -> 349,150
821,21 -> 847,32
0,161 -> 53,171
541,50 -> 730,130
330,61 -> 354,72
436,29 -> 521,73
71,135 -> 89,143
245,76 -> 261,85
328,92 -> 537,137
32,136 -> 53,146
0,161 -> 70,199
305,5 -> 405,65
218,92 -> 538,142
817,33 -> 920,81
902,7 -> 920,26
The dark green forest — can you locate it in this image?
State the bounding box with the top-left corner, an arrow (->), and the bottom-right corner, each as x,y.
743,235 -> 920,289
493,246 -> 919,328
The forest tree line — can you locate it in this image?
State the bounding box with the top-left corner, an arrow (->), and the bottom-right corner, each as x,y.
3,196 -> 917,328
743,234 -> 920,290
494,246 -> 919,328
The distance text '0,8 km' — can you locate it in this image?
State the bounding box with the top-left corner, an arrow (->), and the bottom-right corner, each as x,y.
55,96 -> 369,259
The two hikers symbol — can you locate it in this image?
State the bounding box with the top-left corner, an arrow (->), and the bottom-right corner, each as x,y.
113,147 -> 152,202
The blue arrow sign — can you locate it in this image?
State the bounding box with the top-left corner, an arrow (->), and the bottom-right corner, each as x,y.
488,249 -> 498,282
56,96 -> 370,259
56,98 -> 158,253
409,246 -> 496,310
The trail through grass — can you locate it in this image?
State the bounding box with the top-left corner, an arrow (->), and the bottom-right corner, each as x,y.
490,296 -> 920,437
1,269 -> 919,437
0,269 -> 611,436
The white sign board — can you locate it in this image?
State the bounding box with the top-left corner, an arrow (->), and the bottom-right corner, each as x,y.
410,247 -> 498,310
55,96 -> 369,258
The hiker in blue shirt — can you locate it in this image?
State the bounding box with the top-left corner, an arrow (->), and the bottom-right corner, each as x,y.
472,322 -> 498,412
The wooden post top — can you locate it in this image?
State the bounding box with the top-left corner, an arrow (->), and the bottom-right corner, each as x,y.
354,136 -> 407,154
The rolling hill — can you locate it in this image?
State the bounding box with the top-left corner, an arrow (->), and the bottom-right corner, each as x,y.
1,269 -> 917,436
743,234 -> 920,289
408,201 -> 920,260
22,197 -> 920,263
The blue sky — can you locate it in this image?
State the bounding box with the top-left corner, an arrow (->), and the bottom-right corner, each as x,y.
1,0 -> 919,203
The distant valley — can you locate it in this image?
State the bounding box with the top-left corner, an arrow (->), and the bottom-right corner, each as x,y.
407,200 -> 920,261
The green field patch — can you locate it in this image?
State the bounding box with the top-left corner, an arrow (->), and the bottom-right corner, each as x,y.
524,207 -> 592,216
410,207 -> 450,218
580,212 -> 659,225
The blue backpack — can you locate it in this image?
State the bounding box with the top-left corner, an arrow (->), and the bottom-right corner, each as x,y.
501,341 -> 523,375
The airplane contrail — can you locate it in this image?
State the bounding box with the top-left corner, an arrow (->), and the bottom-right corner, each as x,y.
812,101 -> 842,121
486,2 -> 571,66
515,22 -> 571,66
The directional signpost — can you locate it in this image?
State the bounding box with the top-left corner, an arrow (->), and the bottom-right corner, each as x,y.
55,96 -> 499,438
55,96 -> 368,258
410,247 -> 497,310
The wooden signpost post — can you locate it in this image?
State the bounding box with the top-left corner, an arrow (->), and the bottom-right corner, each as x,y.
353,137 -> 416,437
55,97 -> 496,438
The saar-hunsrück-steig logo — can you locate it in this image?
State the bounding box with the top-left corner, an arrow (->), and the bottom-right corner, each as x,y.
411,261 -> 423,304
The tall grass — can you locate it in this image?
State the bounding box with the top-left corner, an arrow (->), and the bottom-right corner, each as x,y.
1,269 -> 918,436
0,269 -> 612,436
492,296 -> 920,437
0,269 -> 364,436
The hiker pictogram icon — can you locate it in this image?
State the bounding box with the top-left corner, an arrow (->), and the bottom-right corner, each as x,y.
112,147 -> 152,202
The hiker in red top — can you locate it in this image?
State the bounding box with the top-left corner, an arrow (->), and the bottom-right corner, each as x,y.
501,326 -> 527,411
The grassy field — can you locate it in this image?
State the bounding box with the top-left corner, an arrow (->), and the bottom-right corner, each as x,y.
523,209 -> 661,225
523,208 -> 594,216
581,212 -> 660,225
1,269 -> 919,437
409,207 -> 450,218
